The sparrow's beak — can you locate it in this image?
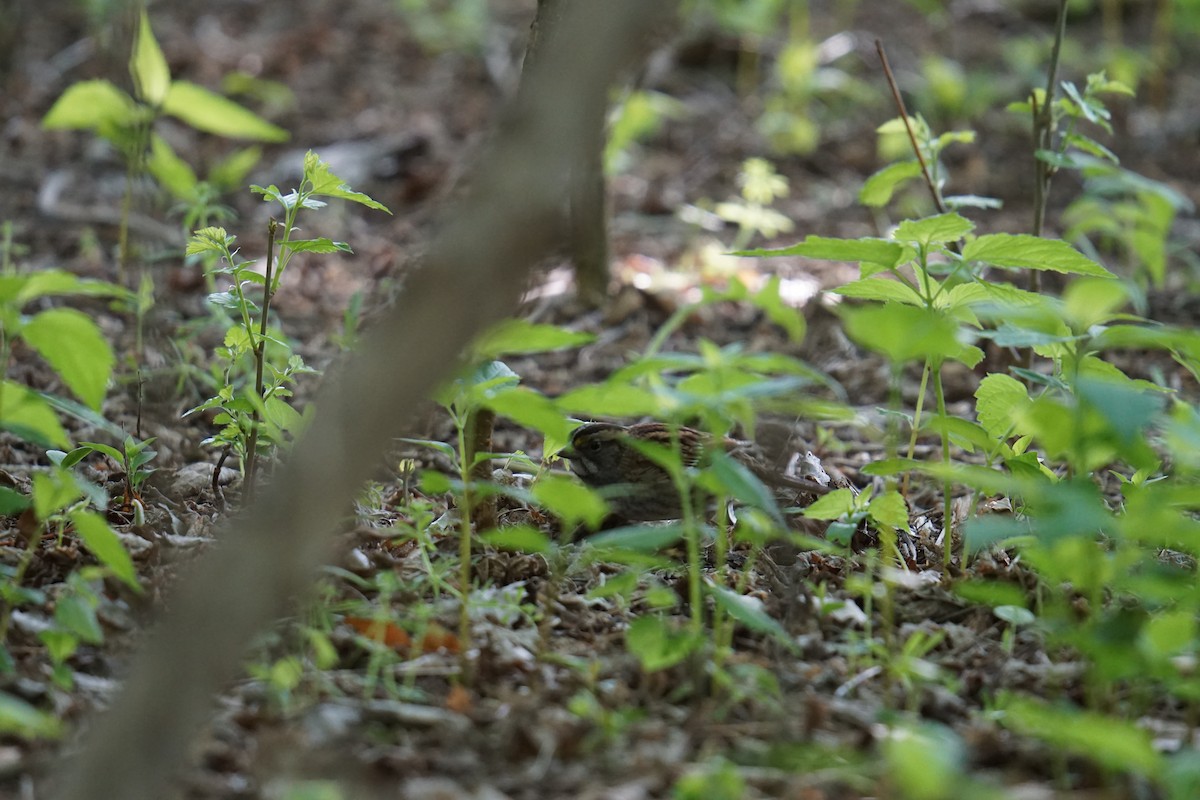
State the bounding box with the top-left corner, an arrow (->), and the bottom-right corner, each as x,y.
558,445 -> 578,461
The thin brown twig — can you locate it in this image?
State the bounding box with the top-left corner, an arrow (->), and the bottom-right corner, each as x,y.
876,39 -> 945,215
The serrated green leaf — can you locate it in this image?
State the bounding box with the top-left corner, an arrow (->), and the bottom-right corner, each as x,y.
975,374 -> 1029,440
70,510 -> 140,591
893,212 -> 975,247
963,234 -> 1113,277
834,277 -> 924,306
801,488 -> 857,520
130,11 -> 171,106
302,150 -> 390,212
21,309 -> 114,410
867,490 -> 908,529
284,238 -> 352,255
162,81 -> 289,142
738,236 -> 905,268
840,304 -> 965,364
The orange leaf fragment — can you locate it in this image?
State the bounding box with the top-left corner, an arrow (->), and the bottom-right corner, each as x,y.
445,683 -> 472,714
343,616 -> 461,654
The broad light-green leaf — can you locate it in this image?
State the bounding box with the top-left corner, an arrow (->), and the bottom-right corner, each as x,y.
42,80 -> 138,131
162,81 -> 289,142
22,308 -> 114,410
840,304 -> 965,364
963,234 -> 1113,277
130,11 -> 171,106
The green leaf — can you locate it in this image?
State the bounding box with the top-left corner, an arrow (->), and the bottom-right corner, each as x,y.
481,525 -> 554,554
884,723 -> 964,800
0,692 -> 62,739
0,381 -> 69,448
707,581 -> 794,647
975,374 -> 1029,440
162,81 -> 289,142
953,579 -> 1030,609
840,304 -> 965,364
751,275 -> 805,342
963,234 -> 1114,277
859,160 -> 924,207
834,277 -> 924,306
145,134 -> 197,200
283,238 -> 352,255
42,80 -> 138,132
0,487 -> 30,516
801,488 -> 857,520
208,146 -> 262,191
485,386 -> 573,442
70,510 -> 140,591
625,616 -> 703,672
31,470 -> 81,521
737,236 -> 906,268
55,594 -> 104,645
473,319 -> 595,358
1000,697 -> 1163,776
867,490 -> 908,529
893,212 -> 975,247
532,474 -> 609,530
1062,277 -> 1127,330
556,383 -> 668,417
589,523 -> 686,552
187,226 -> 235,256
704,452 -> 783,527
76,442 -> 124,464
1076,375 -> 1164,446
302,150 -> 391,211
21,308 -> 114,410
129,11 -> 171,106
0,270 -> 129,306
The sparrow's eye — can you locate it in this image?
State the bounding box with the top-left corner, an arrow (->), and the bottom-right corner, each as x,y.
587,439 -> 604,453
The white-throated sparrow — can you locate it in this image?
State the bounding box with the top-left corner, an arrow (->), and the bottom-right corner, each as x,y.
560,421 -> 832,521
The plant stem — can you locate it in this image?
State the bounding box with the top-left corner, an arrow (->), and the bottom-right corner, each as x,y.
932,361 -> 953,573
455,409 -> 475,680
876,39 -> 946,215
244,218 -> 278,501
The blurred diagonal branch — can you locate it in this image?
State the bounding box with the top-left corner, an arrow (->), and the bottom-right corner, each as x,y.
55,2 -> 675,798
